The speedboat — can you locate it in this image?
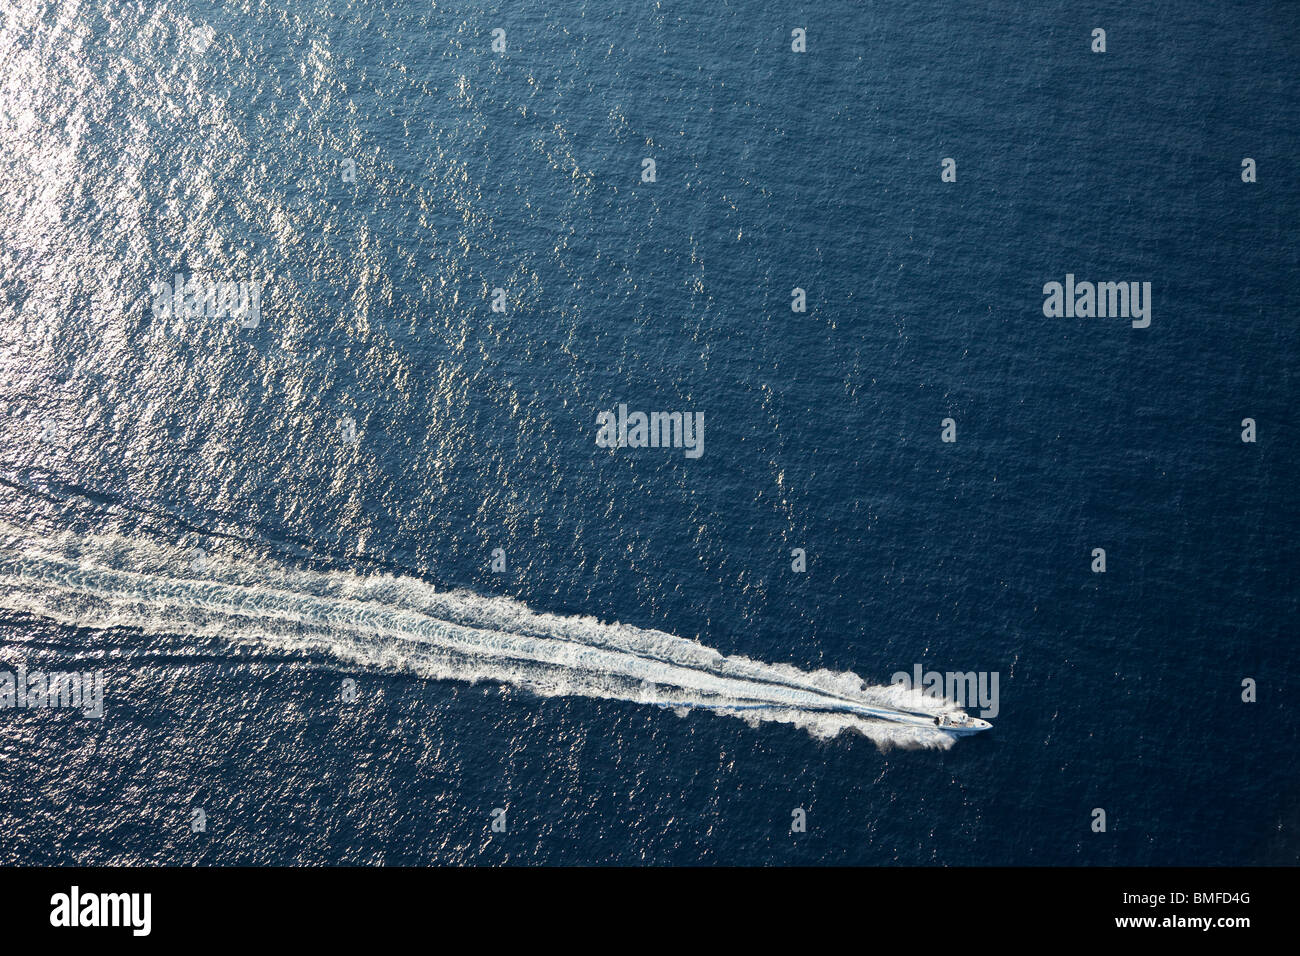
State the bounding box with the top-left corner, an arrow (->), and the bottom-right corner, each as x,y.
933,712 -> 992,734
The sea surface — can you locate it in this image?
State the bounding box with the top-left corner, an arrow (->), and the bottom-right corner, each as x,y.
0,0 -> 1296,865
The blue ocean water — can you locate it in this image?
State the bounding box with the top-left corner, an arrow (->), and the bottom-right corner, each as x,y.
0,0 -> 1296,865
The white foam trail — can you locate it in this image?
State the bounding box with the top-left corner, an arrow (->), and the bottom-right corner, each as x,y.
0,527 -> 968,749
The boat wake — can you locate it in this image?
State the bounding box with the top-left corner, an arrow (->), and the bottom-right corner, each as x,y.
0,525 -> 972,749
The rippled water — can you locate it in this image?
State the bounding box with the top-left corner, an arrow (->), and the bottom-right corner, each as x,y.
0,0 -> 1296,864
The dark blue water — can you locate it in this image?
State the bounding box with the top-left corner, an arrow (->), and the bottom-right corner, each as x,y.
0,0 -> 1296,865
